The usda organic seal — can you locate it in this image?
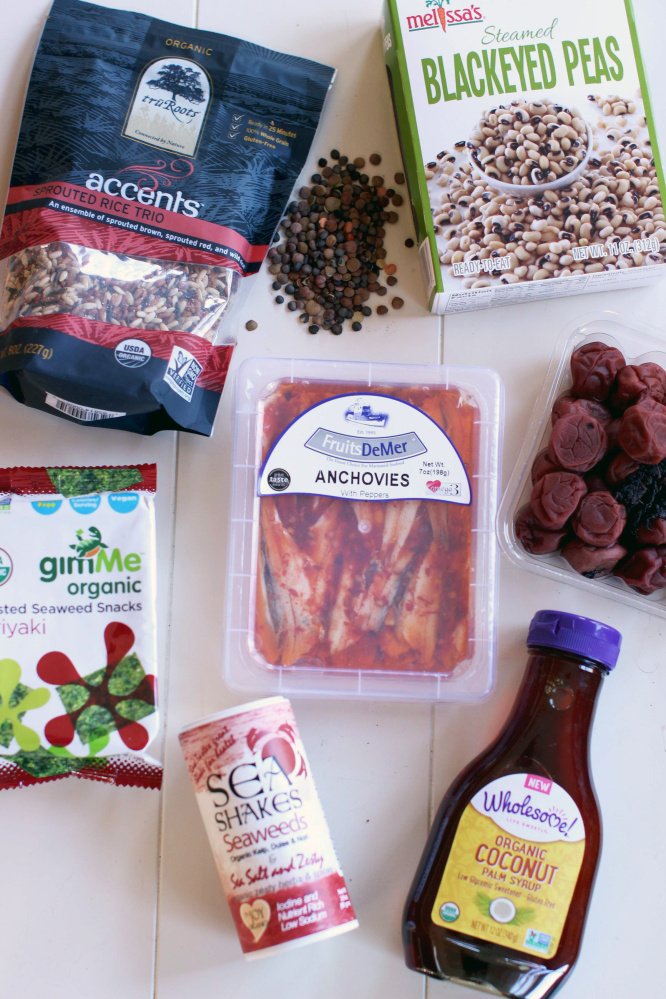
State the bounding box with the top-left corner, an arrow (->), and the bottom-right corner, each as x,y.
115,338 -> 152,368
0,548 -> 13,585
439,902 -> 459,923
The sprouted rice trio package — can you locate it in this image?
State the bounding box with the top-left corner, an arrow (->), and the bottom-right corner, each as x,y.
0,0 -> 334,435
382,0 -> 666,313
0,465 -> 160,790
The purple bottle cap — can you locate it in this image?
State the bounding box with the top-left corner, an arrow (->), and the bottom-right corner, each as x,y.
527,609 -> 622,671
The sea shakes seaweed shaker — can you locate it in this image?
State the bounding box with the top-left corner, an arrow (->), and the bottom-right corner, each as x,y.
403,610 -> 621,997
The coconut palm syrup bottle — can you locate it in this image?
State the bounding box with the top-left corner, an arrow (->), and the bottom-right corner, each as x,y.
403,610 -> 622,998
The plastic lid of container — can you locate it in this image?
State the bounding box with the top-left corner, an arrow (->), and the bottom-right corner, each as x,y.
527,609 -> 622,671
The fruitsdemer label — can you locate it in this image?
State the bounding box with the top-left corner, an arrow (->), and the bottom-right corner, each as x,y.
179,698 -> 358,958
431,773 -> 585,958
258,394 -> 471,503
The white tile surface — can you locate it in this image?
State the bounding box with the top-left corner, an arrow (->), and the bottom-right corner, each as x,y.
2,1 -> 665,998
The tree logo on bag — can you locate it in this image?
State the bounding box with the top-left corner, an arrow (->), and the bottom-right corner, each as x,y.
123,57 -> 212,158
147,64 -> 206,116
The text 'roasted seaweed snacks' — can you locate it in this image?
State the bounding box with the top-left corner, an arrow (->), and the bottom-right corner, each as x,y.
0,0 -> 334,435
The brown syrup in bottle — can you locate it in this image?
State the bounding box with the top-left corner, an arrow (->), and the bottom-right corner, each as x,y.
403,610 -> 621,998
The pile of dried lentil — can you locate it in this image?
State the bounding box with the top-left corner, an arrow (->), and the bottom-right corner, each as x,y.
267,150 -> 406,333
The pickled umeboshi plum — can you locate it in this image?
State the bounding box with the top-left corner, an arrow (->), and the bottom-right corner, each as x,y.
605,451 -> 640,487
614,546 -> 666,594
530,471 -> 587,530
570,341 -> 625,401
612,362 -> 666,410
551,393 -> 612,427
562,538 -> 628,577
571,491 -> 626,547
548,412 -> 608,473
617,405 -> 666,464
531,448 -> 562,484
637,518 -> 666,545
584,473 -> 608,493
606,417 -> 621,451
514,504 -> 568,555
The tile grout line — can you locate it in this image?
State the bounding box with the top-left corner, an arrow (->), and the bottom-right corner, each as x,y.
425,702 -> 436,999
154,13 -> 198,995
151,430 -> 182,999
425,312 -> 444,999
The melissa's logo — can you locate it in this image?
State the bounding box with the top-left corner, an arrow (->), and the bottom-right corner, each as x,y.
123,57 -> 212,157
406,0 -> 483,33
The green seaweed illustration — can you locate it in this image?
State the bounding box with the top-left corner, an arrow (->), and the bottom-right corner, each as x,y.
7,746 -> 109,779
47,467 -> 142,498
0,659 -> 50,751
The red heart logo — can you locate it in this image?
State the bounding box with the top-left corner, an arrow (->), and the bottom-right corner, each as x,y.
427,480 -> 441,492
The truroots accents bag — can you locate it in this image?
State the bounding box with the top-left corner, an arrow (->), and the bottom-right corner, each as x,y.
0,465 -> 161,790
0,0 -> 334,435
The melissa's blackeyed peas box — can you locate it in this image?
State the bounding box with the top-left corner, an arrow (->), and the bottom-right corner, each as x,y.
382,0 -> 666,313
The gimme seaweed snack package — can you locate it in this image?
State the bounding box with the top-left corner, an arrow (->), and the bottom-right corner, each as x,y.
0,0 -> 334,435
0,465 -> 160,790
382,0 -> 666,313
225,357 -> 503,701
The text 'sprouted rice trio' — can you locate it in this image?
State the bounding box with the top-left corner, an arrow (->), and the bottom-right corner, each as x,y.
0,465 -> 160,791
382,0 -> 666,313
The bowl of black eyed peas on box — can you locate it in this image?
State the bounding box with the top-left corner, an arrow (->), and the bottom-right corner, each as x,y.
467,99 -> 593,197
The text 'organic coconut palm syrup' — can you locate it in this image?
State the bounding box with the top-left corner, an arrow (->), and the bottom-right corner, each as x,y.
403,610 -> 622,998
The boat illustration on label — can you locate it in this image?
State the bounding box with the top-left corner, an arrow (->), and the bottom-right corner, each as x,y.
344,398 -> 388,427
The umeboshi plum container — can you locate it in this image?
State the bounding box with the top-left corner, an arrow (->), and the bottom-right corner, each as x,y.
498,315 -> 666,616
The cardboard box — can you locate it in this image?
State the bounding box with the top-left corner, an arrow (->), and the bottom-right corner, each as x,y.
382,0 -> 666,313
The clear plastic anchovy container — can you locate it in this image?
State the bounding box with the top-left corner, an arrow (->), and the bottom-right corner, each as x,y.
225,357 -> 504,702
499,314 -> 666,616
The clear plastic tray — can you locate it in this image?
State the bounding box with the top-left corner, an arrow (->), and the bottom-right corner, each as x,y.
498,314 -> 666,616
225,357 -> 504,702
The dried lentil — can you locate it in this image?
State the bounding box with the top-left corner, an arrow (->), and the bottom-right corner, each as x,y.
268,150 -> 402,333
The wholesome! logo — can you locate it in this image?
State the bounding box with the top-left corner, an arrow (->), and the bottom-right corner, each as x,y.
407,0 -> 483,33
